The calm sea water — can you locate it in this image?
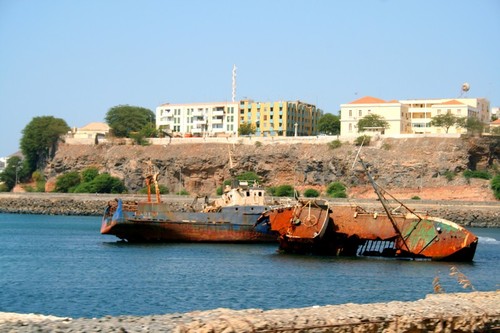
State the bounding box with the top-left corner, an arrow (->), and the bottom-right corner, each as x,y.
0,213 -> 498,319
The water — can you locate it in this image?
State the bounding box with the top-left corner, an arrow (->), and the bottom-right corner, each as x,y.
0,213 -> 498,318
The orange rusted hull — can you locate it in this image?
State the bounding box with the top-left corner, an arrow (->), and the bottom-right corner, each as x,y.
257,203 -> 478,261
257,200 -> 331,254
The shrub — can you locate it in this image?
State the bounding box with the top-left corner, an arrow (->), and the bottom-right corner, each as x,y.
138,185 -> 169,195
354,135 -> 371,146
177,189 -> 189,195
254,141 -> 262,147
443,170 -> 455,182
381,143 -> 392,150
236,171 -> 261,183
303,188 -> 320,198
216,180 -> 232,195
326,182 -> 347,198
54,171 -> 81,193
81,167 -> 99,183
463,170 -> 492,180
268,185 -> 296,197
411,196 -> 421,200
491,175 -> 500,200
327,140 -> 342,150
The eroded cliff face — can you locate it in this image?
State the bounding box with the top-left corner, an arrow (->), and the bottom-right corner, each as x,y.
44,137 -> 499,200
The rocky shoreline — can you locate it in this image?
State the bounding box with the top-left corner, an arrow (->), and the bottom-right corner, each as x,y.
0,193 -> 499,228
0,291 -> 498,332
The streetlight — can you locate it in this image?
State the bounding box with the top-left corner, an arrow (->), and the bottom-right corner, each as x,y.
15,161 -> 21,186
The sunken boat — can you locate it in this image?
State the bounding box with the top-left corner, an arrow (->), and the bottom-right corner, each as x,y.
256,156 -> 478,262
101,165 -> 276,243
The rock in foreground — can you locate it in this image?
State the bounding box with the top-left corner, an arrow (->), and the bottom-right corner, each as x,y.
1,291 -> 498,332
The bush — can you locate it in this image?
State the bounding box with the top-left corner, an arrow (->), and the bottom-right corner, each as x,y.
491,175 -> 500,200
138,184 -> 169,194
326,182 -> 347,198
327,140 -> 342,149
463,170 -> 492,180
54,171 -> 81,193
236,171 -> 261,183
303,188 -> 320,198
268,185 -> 296,197
177,189 -> 189,195
411,196 -> 421,200
254,141 -> 262,147
81,167 -> 99,183
354,135 -> 371,146
216,180 -> 232,195
444,170 -> 455,182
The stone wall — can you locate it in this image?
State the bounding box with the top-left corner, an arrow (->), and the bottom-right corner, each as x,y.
0,194 -> 498,227
0,291 -> 498,332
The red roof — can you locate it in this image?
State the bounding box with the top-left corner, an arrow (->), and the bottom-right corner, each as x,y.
348,96 -> 387,104
439,99 -> 465,106
491,119 -> 500,125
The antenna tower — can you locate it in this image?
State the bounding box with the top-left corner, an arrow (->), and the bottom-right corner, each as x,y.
232,64 -> 237,102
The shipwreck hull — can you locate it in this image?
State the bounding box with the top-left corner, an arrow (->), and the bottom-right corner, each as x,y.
257,203 -> 478,262
257,200 -> 331,254
101,199 -> 275,243
330,206 -> 478,261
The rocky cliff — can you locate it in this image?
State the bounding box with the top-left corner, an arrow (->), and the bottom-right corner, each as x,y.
44,136 -> 500,201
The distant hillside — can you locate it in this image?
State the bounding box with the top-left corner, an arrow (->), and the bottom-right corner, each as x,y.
44,136 -> 499,201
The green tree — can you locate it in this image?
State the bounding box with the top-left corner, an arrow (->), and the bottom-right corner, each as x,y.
20,116 -> 70,173
357,114 -> 389,132
430,113 -> 459,133
238,122 -> 256,136
0,156 -> 28,191
105,105 -> 155,138
462,117 -> 485,135
318,113 -> 340,135
491,126 -> 500,135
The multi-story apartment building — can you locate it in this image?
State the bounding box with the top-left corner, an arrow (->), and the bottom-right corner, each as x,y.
400,98 -> 490,134
340,96 -> 411,136
238,100 -> 321,136
156,99 -> 321,137
156,102 -> 239,137
340,96 -> 490,136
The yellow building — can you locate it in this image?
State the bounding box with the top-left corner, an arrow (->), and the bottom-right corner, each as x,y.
238,100 -> 321,136
340,96 -> 411,136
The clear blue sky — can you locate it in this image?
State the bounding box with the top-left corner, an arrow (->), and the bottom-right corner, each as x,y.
1,0 -> 499,157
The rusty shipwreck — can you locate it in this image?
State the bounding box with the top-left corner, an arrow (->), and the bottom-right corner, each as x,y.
101,165 -> 276,243
256,156 -> 478,262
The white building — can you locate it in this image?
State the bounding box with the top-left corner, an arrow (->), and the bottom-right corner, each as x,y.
340,96 -> 490,136
340,96 -> 411,136
156,102 -> 239,137
400,98 -> 490,134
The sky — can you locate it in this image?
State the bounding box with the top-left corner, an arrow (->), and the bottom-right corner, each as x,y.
0,0 -> 499,157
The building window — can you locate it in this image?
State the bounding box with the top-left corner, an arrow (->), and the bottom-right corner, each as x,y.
349,110 -> 352,117
358,110 -> 362,117
349,123 -> 352,132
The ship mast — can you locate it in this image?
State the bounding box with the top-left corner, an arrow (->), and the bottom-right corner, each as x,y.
357,155 -> 413,255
